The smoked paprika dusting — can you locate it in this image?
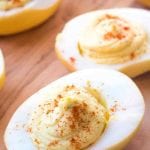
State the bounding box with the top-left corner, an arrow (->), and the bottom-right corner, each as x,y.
101,14 -> 130,41
57,94 -> 63,99
130,52 -> 136,60
70,137 -> 81,150
27,84 -> 108,149
26,127 -> 32,133
116,33 -> 125,40
11,0 -> 30,4
123,26 -> 130,31
110,101 -> 120,113
71,105 -> 81,121
110,101 -> 126,114
48,140 -> 59,147
104,32 -> 125,40
12,0 -> 22,3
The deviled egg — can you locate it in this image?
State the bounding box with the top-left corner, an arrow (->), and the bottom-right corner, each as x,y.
0,0 -> 61,35
55,8 -> 150,77
5,69 -> 145,150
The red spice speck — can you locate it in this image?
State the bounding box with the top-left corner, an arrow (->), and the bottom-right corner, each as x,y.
104,32 -> 114,40
110,108 -> 115,113
123,26 -> 130,30
116,33 -> 125,40
27,127 -> 32,133
110,101 -> 119,113
12,0 -> 22,4
69,57 -> 76,63
70,137 -> 81,149
48,140 -> 59,147
57,94 -> 63,99
110,101 -> 126,114
130,52 -> 136,60
104,32 -> 125,40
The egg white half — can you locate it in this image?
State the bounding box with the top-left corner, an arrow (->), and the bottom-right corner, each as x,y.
0,0 -> 61,16
4,69 -> 145,150
0,0 -> 61,35
55,8 -> 150,77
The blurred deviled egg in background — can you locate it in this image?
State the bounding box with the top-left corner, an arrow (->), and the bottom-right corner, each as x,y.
0,0 -> 61,35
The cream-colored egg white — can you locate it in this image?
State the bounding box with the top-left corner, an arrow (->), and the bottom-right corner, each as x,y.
4,69 -> 145,150
55,8 -> 150,77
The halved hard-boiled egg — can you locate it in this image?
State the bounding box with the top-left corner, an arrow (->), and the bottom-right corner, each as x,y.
55,8 -> 150,77
0,49 -> 5,89
5,69 -> 145,150
0,0 -> 61,35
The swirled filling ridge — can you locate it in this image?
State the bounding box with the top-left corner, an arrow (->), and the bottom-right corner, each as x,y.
78,14 -> 147,64
27,85 -> 109,150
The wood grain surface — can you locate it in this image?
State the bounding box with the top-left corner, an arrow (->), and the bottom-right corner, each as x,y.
0,0 -> 149,149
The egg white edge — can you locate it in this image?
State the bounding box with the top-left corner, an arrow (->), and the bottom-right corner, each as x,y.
4,69 -> 145,150
0,49 -> 5,77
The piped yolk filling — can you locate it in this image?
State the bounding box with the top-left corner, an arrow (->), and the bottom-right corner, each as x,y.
27,85 -> 109,150
78,14 -> 147,64
0,0 -> 30,10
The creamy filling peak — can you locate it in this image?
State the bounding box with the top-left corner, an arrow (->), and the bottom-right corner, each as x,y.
78,14 -> 147,64
27,85 -> 108,150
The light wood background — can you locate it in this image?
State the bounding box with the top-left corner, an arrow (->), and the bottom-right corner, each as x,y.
0,0 -> 150,149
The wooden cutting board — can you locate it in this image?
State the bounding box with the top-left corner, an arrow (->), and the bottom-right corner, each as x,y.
0,0 -> 149,149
